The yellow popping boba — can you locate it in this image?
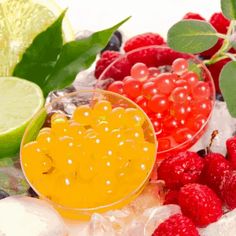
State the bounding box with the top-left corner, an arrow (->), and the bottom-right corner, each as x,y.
20,90 -> 157,219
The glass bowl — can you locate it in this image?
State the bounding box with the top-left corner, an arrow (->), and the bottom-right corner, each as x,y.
20,90 -> 157,220
98,46 -> 215,160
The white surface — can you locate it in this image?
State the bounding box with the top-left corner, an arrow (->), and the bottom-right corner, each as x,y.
56,0 -> 220,37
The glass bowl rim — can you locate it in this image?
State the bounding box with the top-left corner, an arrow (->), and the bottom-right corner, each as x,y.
97,45 -> 216,155
20,89 -> 158,213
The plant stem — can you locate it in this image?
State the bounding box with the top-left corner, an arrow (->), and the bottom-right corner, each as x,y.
225,53 -> 236,61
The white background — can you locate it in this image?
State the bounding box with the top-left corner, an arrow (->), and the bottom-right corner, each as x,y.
56,0 -> 220,38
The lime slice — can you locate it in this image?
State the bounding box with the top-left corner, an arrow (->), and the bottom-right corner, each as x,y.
0,0 -> 74,76
0,77 -> 44,158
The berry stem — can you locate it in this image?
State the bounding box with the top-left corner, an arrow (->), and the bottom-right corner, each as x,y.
206,130 -> 219,154
204,21 -> 236,66
216,33 -> 227,39
225,53 -> 236,61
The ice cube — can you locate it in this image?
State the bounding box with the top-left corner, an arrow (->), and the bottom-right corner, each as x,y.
0,196 -> 68,236
199,208 -> 236,236
126,204 -> 181,236
125,182 -> 165,215
191,101 -> 236,155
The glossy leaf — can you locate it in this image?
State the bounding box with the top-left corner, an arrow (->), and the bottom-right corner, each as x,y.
221,0 -> 236,20
167,20 -> 218,53
42,17 -> 130,95
220,61 -> 236,117
13,11 -> 65,88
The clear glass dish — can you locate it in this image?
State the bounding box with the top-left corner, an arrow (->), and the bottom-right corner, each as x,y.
98,46 -> 215,161
20,89 -> 157,220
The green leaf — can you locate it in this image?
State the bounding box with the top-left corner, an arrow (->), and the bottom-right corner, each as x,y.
42,16 -> 131,96
13,11 -> 65,88
221,0 -> 236,20
188,61 -> 203,79
220,61 -> 236,117
167,20 -> 218,54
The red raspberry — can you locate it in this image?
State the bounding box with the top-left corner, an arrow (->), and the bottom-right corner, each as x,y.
221,171 -> 236,209
95,51 -> 121,78
210,12 -> 230,34
183,12 -> 206,21
127,47 -> 189,68
201,153 -> 232,195
152,213 -> 199,236
95,51 -> 131,80
207,58 -> 231,93
199,39 -> 223,59
124,33 -> 165,52
164,190 -> 179,205
200,13 -> 230,59
158,151 -> 204,189
178,183 -> 223,227
226,136 -> 236,169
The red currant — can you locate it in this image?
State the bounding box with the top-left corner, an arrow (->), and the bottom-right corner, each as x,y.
172,58 -> 188,75
187,114 -> 207,132
150,115 -> 163,134
148,94 -> 170,113
163,116 -> 179,133
148,67 -> 160,77
171,87 -> 189,103
174,128 -> 194,144
149,112 -> 166,121
130,63 -> 149,81
158,138 -> 171,152
135,95 -> 149,113
192,81 -> 210,100
123,77 -> 142,99
123,76 -> 133,83
153,73 -> 175,95
175,79 -> 190,91
142,81 -> 158,99
191,99 -> 212,117
171,102 -> 189,121
107,81 -> 124,94
182,72 -> 199,87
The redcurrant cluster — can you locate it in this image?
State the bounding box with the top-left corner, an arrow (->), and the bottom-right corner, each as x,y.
107,59 -> 212,152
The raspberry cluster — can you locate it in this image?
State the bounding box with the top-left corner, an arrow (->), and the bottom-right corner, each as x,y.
153,135 -> 236,235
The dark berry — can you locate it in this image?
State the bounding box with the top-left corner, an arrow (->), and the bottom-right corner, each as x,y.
28,187 -> 38,198
197,149 -> 207,157
114,30 -> 123,46
0,189 -> 9,199
101,34 -> 121,53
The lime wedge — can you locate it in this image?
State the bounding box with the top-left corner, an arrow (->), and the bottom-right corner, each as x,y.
0,77 -> 44,158
0,0 -> 74,76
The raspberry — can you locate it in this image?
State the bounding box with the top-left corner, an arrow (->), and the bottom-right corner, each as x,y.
124,33 -> 165,52
164,190 -> 179,205
201,153 -> 232,195
152,213 -> 199,236
127,47 -> 189,68
95,51 -> 132,80
95,51 -> 121,78
221,171 -> 236,209
199,39 -> 223,59
210,12 -> 230,34
226,136 -> 236,169
178,183 -> 223,227
183,12 -> 206,21
207,58 -> 231,93
157,151 -> 204,189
